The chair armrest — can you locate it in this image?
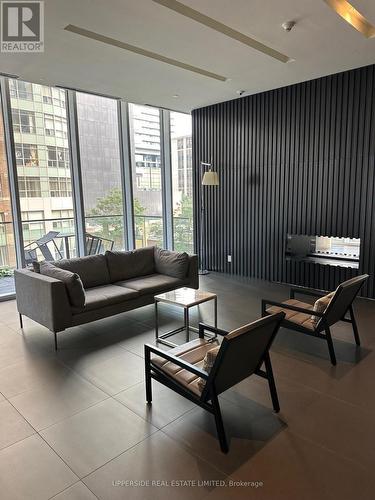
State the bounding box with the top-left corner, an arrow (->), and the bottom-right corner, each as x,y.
198,323 -> 229,338
262,299 -> 324,317
144,344 -> 209,379
290,286 -> 328,299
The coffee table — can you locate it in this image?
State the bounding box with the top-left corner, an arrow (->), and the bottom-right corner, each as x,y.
154,287 -> 218,347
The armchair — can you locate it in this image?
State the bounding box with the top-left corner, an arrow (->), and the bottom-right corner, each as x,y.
262,275 -> 369,365
144,312 -> 285,453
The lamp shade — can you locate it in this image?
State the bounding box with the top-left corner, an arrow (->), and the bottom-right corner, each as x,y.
202,170 -> 219,186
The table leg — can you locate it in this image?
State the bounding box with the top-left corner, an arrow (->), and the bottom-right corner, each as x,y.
155,301 -> 159,342
184,307 -> 189,342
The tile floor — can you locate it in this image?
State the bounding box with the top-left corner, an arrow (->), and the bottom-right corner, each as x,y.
0,273 -> 374,499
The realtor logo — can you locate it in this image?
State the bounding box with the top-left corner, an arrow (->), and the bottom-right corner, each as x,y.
1,1 -> 44,52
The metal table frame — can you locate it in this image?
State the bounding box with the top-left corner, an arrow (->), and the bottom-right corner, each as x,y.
155,292 -> 218,348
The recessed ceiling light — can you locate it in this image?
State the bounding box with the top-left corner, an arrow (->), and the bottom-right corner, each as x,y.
323,0 -> 375,38
173,94 -> 179,98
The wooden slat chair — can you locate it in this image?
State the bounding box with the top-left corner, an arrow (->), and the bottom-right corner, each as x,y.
144,312 -> 285,453
261,275 -> 369,366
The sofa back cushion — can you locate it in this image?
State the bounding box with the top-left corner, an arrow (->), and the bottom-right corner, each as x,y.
39,261 -> 86,309
154,247 -> 189,279
105,247 -> 155,282
53,254 -> 110,289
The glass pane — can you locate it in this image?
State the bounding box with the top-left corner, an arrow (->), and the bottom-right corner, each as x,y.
129,104 -> 163,248
76,92 -> 124,251
170,112 -> 193,253
0,92 -> 16,296
9,79 -> 77,263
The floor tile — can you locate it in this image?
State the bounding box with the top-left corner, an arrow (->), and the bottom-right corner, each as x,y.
51,481 -> 98,500
9,373 -> 108,431
162,397 -> 285,476
228,431 -> 375,500
71,350 -> 145,395
0,400 -> 35,450
0,357 -> 72,398
0,434 -> 78,500
84,431 -> 226,500
115,380 -> 195,429
41,398 -> 156,478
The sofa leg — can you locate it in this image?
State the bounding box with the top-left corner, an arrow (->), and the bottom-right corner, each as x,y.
53,332 -> 58,351
19,314 -> 23,330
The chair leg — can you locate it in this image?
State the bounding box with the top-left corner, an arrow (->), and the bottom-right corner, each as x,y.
19,314 -> 23,329
211,392 -> 228,453
264,353 -> 280,413
53,332 -> 58,351
325,327 -> 336,365
349,305 -> 361,346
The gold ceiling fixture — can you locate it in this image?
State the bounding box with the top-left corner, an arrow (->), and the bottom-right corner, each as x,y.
323,0 -> 375,38
152,0 -> 292,63
64,24 -> 227,82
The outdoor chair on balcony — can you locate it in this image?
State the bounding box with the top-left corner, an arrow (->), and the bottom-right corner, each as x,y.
24,231 -> 63,264
261,275 -> 369,365
144,313 -> 285,453
86,233 -> 114,255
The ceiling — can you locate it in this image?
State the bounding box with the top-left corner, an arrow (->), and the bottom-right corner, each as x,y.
0,0 -> 374,112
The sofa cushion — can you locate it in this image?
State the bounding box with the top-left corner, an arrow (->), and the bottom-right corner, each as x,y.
154,247 -> 189,279
83,285 -> 139,312
39,261 -> 86,310
116,273 -> 183,296
53,254 -> 110,289
105,247 -> 155,282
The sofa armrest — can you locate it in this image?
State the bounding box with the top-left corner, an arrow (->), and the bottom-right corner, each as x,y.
186,254 -> 199,289
14,269 -> 72,332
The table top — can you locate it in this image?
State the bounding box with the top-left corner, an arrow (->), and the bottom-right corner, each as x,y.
155,287 -> 217,307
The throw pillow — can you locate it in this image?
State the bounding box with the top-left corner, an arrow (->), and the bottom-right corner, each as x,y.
154,247 -> 189,280
105,247 -> 155,282
311,291 -> 335,325
39,261 -> 86,310
197,345 -> 220,391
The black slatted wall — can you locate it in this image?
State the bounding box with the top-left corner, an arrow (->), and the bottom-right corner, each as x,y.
192,64 -> 375,297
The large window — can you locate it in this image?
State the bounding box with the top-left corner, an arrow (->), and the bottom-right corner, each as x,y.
0,92 -> 16,297
129,104 -> 163,248
170,112 -> 193,253
9,79 -> 77,261
1,79 -> 194,298
76,92 -> 124,252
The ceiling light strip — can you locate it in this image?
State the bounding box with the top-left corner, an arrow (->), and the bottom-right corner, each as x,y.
64,24 -> 227,81
152,0 -> 291,63
323,0 -> 375,38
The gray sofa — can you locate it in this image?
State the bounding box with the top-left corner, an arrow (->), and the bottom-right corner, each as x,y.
14,246 -> 198,349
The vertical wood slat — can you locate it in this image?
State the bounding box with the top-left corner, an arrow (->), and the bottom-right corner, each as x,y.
192,64 -> 375,298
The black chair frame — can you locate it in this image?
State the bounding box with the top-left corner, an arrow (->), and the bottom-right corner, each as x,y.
261,278 -> 367,366
144,313 -> 284,454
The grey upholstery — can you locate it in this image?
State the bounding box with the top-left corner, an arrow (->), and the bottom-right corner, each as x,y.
116,274 -> 183,295
84,285 -> 139,311
154,247 -> 189,279
105,247 -> 155,282
39,261 -> 86,310
15,249 -> 199,344
53,254 -> 110,288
